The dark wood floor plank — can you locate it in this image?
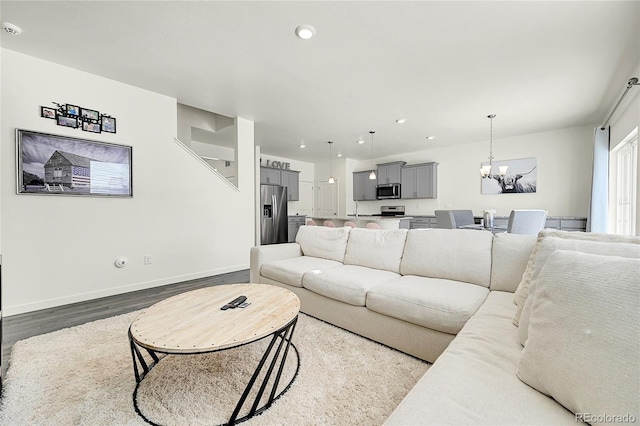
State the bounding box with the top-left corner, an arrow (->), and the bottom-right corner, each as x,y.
1,269 -> 250,375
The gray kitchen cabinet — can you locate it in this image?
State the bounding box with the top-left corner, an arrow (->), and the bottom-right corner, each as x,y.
409,217 -> 435,229
288,216 -> 306,242
281,170 -> 300,201
261,167 -> 300,200
559,218 -> 587,231
401,162 -> 438,199
353,171 -> 377,201
260,167 -> 281,185
376,162 -> 405,185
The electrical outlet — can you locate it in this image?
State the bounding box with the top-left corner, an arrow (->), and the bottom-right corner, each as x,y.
144,254 -> 152,265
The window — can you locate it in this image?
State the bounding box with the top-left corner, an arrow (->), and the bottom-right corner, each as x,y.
610,128 -> 638,236
53,167 -> 63,179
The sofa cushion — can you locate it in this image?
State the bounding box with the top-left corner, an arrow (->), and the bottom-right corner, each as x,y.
490,233 -> 537,292
302,265 -> 400,306
260,256 -> 343,288
400,229 -> 494,287
517,251 -> 640,422
513,232 -> 640,326
343,228 -> 408,273
513,229 -> 639,305
366,275 -> 489,334
295,225 -> 351,262
385,292 -> 576,425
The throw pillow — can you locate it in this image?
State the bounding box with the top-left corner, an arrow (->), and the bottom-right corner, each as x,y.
512,230 -> 640,326
517,250 -> 640,422
515,236 -> 640,332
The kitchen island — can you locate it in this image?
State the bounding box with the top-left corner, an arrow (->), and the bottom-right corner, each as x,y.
310,216 -> 412,230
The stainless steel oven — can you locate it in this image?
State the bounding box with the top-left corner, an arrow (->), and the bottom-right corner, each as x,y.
376,183 -> 401,199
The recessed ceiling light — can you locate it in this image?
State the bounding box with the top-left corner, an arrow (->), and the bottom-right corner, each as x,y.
2,22 -> 22,36
395,118 -> 407,124
299,142 -> 306,148
426,136 -> 435,140
357,139 -> 365,144
295,25 -> 316,40
337,152 -> 343,157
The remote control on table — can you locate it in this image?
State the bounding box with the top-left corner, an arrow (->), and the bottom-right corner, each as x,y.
221,295 -> 247,310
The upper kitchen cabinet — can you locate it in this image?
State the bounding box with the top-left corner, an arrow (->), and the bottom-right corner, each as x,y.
353,171 -> 377,201
401,162 -> 438,199
260,167 -> 282,185
281,169 -> 300,201
260,167 -> 300,201
376,161 -> 406,185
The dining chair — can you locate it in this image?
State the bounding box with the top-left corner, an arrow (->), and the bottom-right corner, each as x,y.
451,210 -> 475,227
366,222 -> 381,229
306,219 -> 317,226
344,221 -> 357,228
324,220 -> 336,228
434,210 -> 456,229
507,210 -> 548,235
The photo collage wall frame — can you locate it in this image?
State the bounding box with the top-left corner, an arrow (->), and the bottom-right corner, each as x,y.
40,102 -> 116,134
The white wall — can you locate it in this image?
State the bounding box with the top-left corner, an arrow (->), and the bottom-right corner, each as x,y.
1,49 -> 255,315
335,125 -> 594,217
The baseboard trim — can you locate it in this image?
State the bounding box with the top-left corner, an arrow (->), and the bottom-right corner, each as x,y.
4,263 -> 249,316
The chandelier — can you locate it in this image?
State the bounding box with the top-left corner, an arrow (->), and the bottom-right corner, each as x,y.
368,131 -> 376,180
328,141 -> 335,184
480,114 -> 508,178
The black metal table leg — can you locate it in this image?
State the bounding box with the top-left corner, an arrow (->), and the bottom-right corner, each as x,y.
129,316 -> 300,426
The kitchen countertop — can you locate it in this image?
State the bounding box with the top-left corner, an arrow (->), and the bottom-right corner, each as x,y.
314,215 -> 413,221
401,215 -> 587,220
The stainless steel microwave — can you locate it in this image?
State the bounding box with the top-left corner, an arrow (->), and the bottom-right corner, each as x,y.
376,183 -> 401,199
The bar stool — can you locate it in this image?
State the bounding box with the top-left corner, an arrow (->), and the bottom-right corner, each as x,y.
366,222 -> 381,229
344,221 -> 357,228
324,221 -> 336,227
306,219 -> 317,226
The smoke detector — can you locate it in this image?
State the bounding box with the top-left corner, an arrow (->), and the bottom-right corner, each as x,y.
2,22 -> 22,36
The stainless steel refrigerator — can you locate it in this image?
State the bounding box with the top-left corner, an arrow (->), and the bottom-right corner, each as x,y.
261,184 -> 288,245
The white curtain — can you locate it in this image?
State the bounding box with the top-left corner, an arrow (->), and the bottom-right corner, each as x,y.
587,127 -> 610,232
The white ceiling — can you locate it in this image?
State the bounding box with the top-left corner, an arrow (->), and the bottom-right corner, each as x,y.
1,1 -> 638,163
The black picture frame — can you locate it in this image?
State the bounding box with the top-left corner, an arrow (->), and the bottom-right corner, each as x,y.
102,116 -> 116,133
82,121 -> 101,134
57,115 -> 78,128
66,104 -> 80,116
80,107 -> 100,122
16,129 -> 133,197
40,106 -> 57,119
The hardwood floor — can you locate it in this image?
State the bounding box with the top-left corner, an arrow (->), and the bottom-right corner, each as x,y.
1,269 -> 250,376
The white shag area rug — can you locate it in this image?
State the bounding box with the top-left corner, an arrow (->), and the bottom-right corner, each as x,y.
0,311 -> 429,425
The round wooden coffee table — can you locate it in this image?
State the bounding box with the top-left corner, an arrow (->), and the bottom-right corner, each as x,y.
128,283 -> 300,425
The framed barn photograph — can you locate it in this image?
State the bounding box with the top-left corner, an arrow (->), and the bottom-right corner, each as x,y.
481,157 -> 537,195
16,129 -> 132,197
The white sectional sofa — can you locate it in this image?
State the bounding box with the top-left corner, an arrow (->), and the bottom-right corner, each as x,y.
250,226 -> 640,424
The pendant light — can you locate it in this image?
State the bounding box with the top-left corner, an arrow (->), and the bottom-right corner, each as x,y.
480,114 -> 508,178
368,131 -> 376,180
328,141 -> 335,184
